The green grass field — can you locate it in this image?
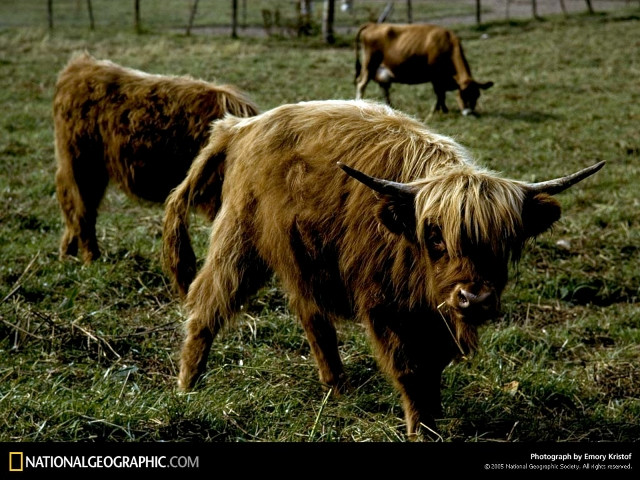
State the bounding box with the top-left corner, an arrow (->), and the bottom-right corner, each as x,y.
1,4 -> 639,443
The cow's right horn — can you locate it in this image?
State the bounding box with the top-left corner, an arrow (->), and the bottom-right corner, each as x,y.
337,162 -> 417,198
526,161 -> 605,195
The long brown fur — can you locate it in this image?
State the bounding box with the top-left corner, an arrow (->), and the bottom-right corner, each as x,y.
163,100 -> 595,438
53,51 -> 259,262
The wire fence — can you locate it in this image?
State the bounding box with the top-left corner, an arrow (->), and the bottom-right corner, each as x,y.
0,0 -> 635,37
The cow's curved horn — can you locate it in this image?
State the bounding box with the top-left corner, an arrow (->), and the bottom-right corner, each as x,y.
337,162 -> 416,197
526,161 -> 605,195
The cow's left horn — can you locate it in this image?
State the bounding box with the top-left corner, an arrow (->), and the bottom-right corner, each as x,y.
526,161 -> 605,195
337,162 -> 417,197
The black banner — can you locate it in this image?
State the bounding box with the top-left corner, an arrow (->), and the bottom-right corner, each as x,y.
2,441 -> 638,477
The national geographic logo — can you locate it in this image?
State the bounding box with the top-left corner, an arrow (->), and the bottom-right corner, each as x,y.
9,452 -> 23,472
6,451 -> 198,471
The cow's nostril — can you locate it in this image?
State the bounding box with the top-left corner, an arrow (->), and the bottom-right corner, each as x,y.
456,287 -> 494,310
458,289 -> 471,308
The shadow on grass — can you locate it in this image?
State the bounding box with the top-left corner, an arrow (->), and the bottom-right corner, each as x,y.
450,408 -> 640,442
156,416 -> 239,442
479,109 -> 561,123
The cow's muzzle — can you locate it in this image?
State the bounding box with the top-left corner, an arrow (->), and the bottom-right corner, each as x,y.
448,283 -> 499,324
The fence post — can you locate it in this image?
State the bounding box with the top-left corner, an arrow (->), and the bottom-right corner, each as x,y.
231,0 -> 238,38
242,0 -> 247,29
87,0 -> 95,30
186,0 -> 199,36
322,0 -> 335,44
559,0 -> 568,17
584,0 -> 595,14
377,2 -> 393,23
134,0 -> 141,33
48,0 -> 53,29
532,0 -> 540,19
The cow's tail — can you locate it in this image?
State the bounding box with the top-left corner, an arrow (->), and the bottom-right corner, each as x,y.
354,24 -> 368,85
217,85 -> 260,118
162,121 -> 232,298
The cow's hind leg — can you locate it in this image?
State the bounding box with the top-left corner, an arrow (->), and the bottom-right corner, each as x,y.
55,149 -> 108,263
178,209 -> 270,391
356,51 -> 383,101
292,297 -> 346,392
355,74 -> 370,101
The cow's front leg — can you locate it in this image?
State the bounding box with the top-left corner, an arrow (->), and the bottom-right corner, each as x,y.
432,84 -> 449,113
374,65 -> 394,106
396,369 -> 444,439
380,82 -> 392,106
432,97 -> 449,114
364,310 -> 452,439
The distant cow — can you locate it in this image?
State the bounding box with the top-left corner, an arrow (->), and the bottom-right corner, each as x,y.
53,52 -> 259,263
163,100 -> 603,437
355,23 -> 493,115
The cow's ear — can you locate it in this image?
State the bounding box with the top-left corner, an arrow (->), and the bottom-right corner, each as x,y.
478,81 -> 494,90
376,194 -> 417,241
337,162 -> 418,240
522,193 -> 561,239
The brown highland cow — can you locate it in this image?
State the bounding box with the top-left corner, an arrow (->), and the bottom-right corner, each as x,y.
162,100 -> 603,437
53,52 -> 259,262
355,23 -> 493,115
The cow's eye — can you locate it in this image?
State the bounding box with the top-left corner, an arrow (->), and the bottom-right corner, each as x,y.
426,227 -> 446,255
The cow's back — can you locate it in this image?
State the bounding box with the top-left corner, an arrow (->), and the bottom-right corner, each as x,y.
53,53 -> 257,202
219,99 -> 469,207
358,23 -> 458,84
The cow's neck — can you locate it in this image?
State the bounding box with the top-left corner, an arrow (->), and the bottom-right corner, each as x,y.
450,42 -> 473,89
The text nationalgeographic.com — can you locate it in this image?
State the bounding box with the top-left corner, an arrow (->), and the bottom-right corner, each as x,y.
9,453 -> 198,471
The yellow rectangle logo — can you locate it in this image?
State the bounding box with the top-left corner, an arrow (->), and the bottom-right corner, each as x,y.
9,452 -> 23,472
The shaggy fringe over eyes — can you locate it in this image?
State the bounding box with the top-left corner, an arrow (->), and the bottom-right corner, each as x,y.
413,168 -> 527,260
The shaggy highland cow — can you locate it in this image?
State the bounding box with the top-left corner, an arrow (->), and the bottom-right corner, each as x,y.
163,100 -> 603,437
53,52 -> 259,262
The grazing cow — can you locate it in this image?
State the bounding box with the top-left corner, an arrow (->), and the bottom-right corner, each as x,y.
53,52 -> 259,263
163,100 -> 603,437
355,23 -> 494,115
